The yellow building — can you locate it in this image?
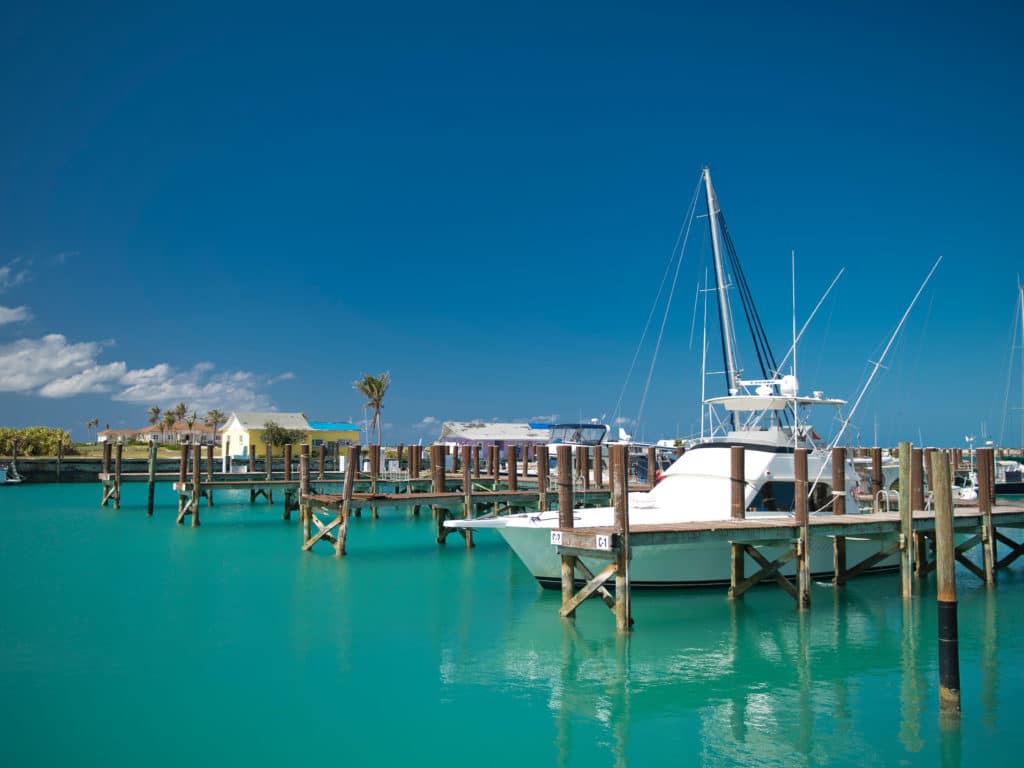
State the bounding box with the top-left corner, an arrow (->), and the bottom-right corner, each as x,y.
221,412 -> 360,458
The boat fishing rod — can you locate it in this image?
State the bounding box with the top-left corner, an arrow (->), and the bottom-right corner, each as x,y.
807,256 -> 943,495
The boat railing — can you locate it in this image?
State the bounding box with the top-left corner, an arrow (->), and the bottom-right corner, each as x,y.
875,489 -> 893,514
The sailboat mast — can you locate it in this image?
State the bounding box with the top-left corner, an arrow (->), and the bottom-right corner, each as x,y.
703,167 -> 737,393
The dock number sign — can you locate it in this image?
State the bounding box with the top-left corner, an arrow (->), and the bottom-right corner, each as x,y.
550,531 -> 613,551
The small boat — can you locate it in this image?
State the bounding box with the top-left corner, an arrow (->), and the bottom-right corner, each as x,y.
1,462 -> 23,485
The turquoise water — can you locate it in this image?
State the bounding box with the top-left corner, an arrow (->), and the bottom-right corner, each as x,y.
2,484 -> 1023,767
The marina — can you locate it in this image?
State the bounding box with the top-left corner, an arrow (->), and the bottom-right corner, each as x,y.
3,479 -> 1024,766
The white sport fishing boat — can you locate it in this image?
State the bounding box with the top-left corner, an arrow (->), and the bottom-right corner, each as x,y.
445,167 -> 902,589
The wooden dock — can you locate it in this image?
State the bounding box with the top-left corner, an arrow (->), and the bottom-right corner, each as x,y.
553,444 -> 1024,632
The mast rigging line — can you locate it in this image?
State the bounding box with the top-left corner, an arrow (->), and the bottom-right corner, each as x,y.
635,176 -> 704,428
611,171 -> 704,428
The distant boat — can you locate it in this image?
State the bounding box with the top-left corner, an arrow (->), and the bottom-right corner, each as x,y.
1,462 -> 23,485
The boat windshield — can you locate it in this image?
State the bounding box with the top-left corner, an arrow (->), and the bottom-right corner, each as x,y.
548,424 -> 608,446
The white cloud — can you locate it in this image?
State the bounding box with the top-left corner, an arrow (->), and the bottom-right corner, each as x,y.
417,416 -> 437,426
614,416 -> 634,425
268,371 -> 295,384
114,362 -> 272,412
0,331 -> 276,412
0,305 -> 31,325
40,362 -> 127,397
0,263 -> 29,291
0,334 -> 112,392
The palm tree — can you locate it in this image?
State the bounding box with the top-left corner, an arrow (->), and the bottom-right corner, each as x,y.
148,406 -> 161,427
185,411 -> 198,444
353,372 -> 390,445
204,409 -> 225,451
163,411 -> 177,442
86,418 -> 99,442
173,402 -> 188,423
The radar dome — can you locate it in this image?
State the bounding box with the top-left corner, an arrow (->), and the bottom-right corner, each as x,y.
779,375 -> 799,397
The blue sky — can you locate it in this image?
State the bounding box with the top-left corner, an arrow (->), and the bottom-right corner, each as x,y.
1,1 -> 1022,447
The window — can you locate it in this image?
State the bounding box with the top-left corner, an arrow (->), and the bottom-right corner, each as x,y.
312,439 -> 323,447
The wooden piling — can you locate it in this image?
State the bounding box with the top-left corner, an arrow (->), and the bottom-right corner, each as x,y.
370,445 -> 381,518
336,445 -> 360,557
205,443 -> 214,505
300,444 -> 311,544
592,446 -> 603,488
284,444 -> 292,482
978,447 -> 995,585
795,447 -> 810,610
56,440 -> 63,482
610,444 -> 632,632
177,443 -> 188,516
912,446 -> 927,577
831,446 -> 846,585
729,446 -> 745,597
521,445 -> 529,479
537,445 -> 549,511
248,447 -> 255,474
102,440 -> 112,478
730,446 -> 745,520
113,442 -> 123,509
557,445 -> 576,617
899,441 -> 912,599
930,452 -> 960,717
580,447 -> 590,491
461,445 -> 473,549
191,443 -> 201,527
430,445 -> 446,533
871,447 -> 883,512
647,446 -> 657,490
147,440 -> 157,515
472,445 -> 481,479
507,446 -> 518,492
265,442 -> 273,482
318,444 -> 325,481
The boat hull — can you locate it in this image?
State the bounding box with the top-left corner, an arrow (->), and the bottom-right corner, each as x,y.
498,524 -> 899,590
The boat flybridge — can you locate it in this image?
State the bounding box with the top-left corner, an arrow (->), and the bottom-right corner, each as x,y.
445,167 -> 897,589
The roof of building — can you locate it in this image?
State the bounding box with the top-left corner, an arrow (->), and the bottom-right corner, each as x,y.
139,422 -> 213,433
307,421 -> 360,432
438,421 -> 551,443
230,412 -> 309,430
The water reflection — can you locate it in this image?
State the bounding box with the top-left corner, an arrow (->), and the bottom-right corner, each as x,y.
439,578 -> 1005,766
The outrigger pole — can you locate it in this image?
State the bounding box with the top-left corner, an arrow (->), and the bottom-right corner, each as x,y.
830,255 -> 943,452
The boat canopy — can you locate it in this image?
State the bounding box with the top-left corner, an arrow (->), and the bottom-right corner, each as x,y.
548,423 -> 608,446
705,394 -> 847,412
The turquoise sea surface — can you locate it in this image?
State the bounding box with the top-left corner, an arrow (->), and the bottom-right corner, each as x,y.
2,483 -> 1023,767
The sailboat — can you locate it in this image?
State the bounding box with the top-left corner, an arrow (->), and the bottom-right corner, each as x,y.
446,168 -> 900,589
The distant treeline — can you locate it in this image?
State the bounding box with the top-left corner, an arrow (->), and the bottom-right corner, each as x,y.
0,427 -> 73,456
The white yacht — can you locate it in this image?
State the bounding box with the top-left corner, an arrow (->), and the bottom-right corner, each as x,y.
445,167 -> 899,589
